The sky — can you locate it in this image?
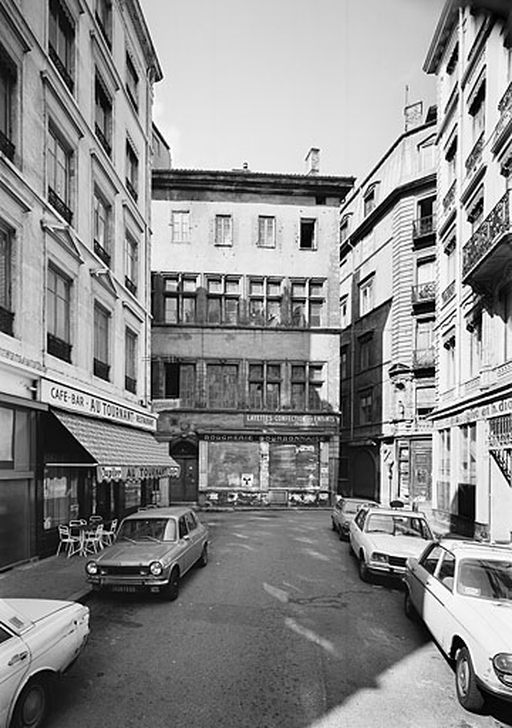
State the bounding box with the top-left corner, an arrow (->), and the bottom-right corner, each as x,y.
141,0 -> 446,181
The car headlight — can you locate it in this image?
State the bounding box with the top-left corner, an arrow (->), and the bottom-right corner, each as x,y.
149,561 -> 163,576
371,552 -> 389,564
86,561 -> 98,575
493,653 -> 512,686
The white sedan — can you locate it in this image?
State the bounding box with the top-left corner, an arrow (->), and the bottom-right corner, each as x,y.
0,598 -> 89,728
349,505 -> 434,581
404,539 -> 512,712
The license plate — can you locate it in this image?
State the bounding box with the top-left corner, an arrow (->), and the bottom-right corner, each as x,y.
111,585 -> 137,593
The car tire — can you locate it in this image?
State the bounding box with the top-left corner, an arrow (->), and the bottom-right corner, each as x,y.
162,567 -> 180,601
404,590 -> 417,620
331,518 -> 336,532
197,544 -> 208,568
358,553 -> 370,582
11,675 -> 51,728
455,645 -> 485,713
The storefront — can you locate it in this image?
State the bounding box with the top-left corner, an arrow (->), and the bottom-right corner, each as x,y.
432,391 -> 512,542
38,379 -> 180,556
194,413 -> 337,508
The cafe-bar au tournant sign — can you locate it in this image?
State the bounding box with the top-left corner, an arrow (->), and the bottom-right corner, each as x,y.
40,379 -> 156,431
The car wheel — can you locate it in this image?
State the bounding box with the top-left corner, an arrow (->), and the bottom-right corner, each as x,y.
358,553 -> 370,582
455,645 -> 485,713
404,590 -> 417,620
162,567 -> 180,601
198,544 -> 208,567
331,518 -> 336,532
11,676 -> 51,728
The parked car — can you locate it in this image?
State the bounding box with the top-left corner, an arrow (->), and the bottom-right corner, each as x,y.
331,496 -> 378,540
349,504 -> 433,582
403,538 -> 512,712
0,597 -> 89,728
85,506 -> 209,600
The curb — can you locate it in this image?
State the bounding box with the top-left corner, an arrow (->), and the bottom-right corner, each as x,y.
67,586 -> 93,603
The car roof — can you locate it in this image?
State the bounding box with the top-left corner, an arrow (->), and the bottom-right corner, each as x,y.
341,497 -> 377,504
364,507 -> 427,518
438,538 -> 512,559
123,506 -> 193,520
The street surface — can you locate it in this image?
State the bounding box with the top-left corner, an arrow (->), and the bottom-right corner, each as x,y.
50,511 -> 511,728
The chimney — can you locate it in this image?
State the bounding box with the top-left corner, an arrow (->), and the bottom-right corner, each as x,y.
305,147 -> 320,175
404,101 -> 423,132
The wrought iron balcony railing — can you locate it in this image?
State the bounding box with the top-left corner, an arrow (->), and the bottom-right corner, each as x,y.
94,239 -> 111,267
48,187 -> 73,225
47,333 -> 72,362
492,80 -> 512,154
0,129 -> 15,161
0,305 -> 14,336
412,281 -> 435,305
462,190 -> 511,280
412,215 -> 435,239
413,347 -> 435,369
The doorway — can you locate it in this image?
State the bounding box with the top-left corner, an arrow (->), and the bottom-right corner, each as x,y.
170,439 -> 198,503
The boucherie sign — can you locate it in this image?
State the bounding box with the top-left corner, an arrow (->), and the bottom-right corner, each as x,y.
40,379 -> 157,432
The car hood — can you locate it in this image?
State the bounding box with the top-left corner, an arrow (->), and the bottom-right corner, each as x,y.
1,598 -> 80,632
367,534 -> 429,558
460,598 -> 512,650
94,541 -> 177,564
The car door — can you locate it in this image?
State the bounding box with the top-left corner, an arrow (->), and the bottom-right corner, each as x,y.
176,515 -> 194,573
408,543 -> 442,617
0,623 -> 31,728
422,550 -> 458,653
350,508 -> 367,555
184,511 -> 202,563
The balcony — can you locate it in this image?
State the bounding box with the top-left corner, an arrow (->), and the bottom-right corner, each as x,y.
442,181 -> 456,216
47,333 -> 72,362
125,375 -> 137,394
94,358 -> 110,381
0,305 -> 14,336
48,187 -> 73,225
94,239 -> 111,267
465,132 -> 484,178
412,215 -> 435,241
491,81 -> 512,156
413,347 -> 435,370
125,276 -> 137,296
49,44 -> 74,93
462,190 -> 512,294
0,129 -> 15,161
411,281 -> 435,306
94,123 -> 111,157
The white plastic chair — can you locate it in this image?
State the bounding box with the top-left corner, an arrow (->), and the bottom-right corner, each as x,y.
56,525 -> 81,558
81,524 -> 103,555
101,519 -> 118,547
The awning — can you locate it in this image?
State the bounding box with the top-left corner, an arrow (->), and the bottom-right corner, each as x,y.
52,411 -> 180,480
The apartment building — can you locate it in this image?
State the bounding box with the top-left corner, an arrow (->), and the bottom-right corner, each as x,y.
151,156 -> 354,508
0,0 -> 177,568
425,1 -> 512,541
339,105 -> 437,509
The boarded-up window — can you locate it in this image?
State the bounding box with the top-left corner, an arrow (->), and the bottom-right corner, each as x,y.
207,441 -> 260,488
207,364 -> 238,408
269,442 -> 319,489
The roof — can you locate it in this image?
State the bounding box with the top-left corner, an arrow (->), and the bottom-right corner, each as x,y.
423,0 -> 459,75
52,411 -> 179,474
125,507 -> 193,520
152,167 -> 355,203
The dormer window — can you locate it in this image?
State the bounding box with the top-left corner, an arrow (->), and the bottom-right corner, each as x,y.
363,184 -> 378,217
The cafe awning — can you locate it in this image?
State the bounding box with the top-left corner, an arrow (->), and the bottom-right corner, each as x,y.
52,411 -> 180,480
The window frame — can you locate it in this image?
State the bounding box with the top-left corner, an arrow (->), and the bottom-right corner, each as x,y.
257,215 -> 276,248
125,140 -> 139,201
94,72 -> 113,156
171,210 -> 190,244
48,0 -> 75,92
93,301 -> 110,379
214,215 -> 233,247
126,52 -> 139,111
0,44 -> 16,161
299,217 -> 316,250
125,327 -> 137,393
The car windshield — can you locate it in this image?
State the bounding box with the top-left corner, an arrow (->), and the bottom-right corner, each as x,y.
366,513 -> 431,539
117,518 -> 176,542
457,558 -> 512,601
344,503 -> 360,514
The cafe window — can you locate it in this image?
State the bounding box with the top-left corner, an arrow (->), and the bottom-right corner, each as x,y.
0,406 -> 14,467
43,471 -> 79,530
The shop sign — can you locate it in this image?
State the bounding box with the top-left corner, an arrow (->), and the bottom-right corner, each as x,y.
245,413 -> 337,427
97,464 -> 179,482
434,395 -> 512,429
202,433 -> 324,443
41,379 -> 157,431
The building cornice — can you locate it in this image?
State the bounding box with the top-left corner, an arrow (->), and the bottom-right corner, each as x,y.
424,0 -> 459,75
152,168 -> 355,203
